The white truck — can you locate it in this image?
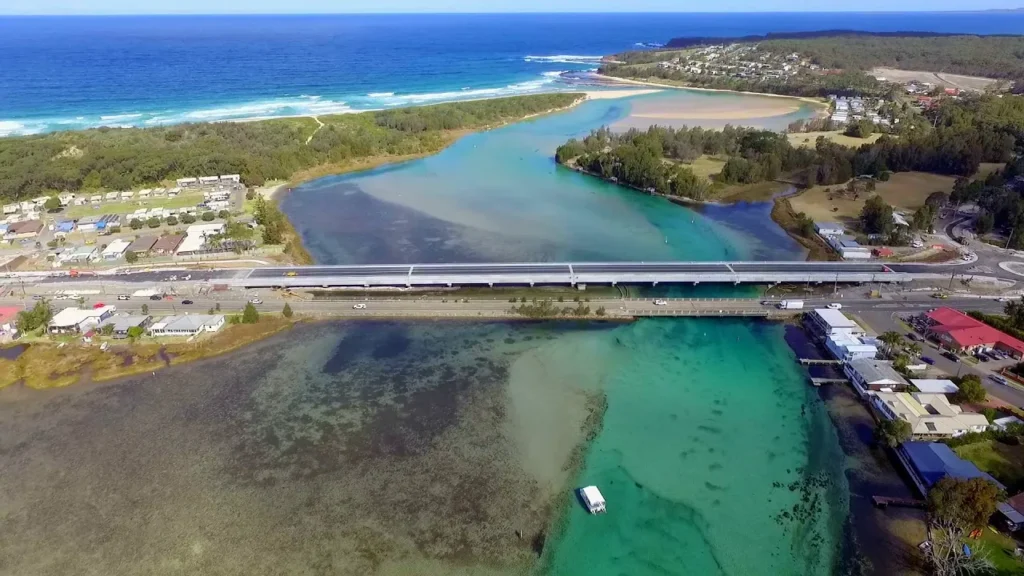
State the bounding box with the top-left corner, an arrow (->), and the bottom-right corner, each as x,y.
132,288 -> 161,298
777,300 -> 805,310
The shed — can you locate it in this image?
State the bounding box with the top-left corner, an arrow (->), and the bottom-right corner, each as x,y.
997,493 -> 1024,531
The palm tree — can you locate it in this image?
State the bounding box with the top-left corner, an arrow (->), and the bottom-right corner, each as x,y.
878,331 -> 904,358
905,342 -> 922,358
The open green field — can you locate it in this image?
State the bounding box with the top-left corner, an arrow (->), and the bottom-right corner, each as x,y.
954,440 -> 1024,488
687,155 -> 727,179
974,528 -> 1024,575
788,171 -> 958,224
62,193 -> 206,219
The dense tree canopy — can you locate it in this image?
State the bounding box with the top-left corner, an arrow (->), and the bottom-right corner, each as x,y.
0,93 -> 581,201
927,477 -> 1005,531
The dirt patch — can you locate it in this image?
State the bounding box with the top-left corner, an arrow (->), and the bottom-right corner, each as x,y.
787,131 -> 882,149
869,68 -> 1004,92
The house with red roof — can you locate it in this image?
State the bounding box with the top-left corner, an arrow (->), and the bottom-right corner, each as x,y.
925,307 -> 1024,359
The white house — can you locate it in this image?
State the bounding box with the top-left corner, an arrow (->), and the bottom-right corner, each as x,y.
101,239 -> 131,260
826,332 -> 878,362
48,305 -> 116,334
104,191 -> 119,201
219,174 -> 241,183
2,204 -> 16,215
806,308 -> 865,340
909,379 -> 959,395
149,314 -> 225,337
844,358 -> 909,397
176,177 -> 199,188
120,191 -> 134,200
872,392 -> 990,437
814,222 -> 845,236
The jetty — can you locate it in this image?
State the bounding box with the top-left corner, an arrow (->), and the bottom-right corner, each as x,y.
810,377 -> 848,386
799,358 -> 842,366
872,496 -> 926,509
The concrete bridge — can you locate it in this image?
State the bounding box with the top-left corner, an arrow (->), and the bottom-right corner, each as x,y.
235,261 -> 912,289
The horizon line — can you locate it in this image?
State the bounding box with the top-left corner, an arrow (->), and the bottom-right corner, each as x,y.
2,9 -> 1024,17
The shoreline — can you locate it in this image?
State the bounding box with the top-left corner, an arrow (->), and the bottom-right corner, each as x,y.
592,73 -> 831,116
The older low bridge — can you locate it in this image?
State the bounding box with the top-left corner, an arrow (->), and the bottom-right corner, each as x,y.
235,261 -> 912,289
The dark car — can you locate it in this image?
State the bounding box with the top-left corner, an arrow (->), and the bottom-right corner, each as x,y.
149,295 -> 161,301
181,299 -> 193,305
942,351 -> 960,363
921,356 -> 935,365
906,333 -> 920,341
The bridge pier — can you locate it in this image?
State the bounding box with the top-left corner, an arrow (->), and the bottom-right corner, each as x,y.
652,281 -> 658,286
447,282 -> 452,287
488,282 -> 493,287
529,281 -> 534,287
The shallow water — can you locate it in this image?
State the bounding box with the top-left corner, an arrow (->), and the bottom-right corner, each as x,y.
0,319 -> 847,576
280,92 -> 809,265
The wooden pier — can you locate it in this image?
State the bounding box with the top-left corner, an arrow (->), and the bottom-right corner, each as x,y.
799,358 -> 842,366
810,377 -> 847,386
872,496 -> 926,509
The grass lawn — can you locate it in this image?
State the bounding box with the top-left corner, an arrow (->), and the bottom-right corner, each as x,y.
686,155 -> 727,179
787,130 -> 882,149
953,440 -> 1024,488
974,528 -> 1024,576
788,171 -> 958,224
62,193 -> 206,219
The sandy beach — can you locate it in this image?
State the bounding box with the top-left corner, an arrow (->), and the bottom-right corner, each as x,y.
593,72 -> 830,110
583,88 -> 663,100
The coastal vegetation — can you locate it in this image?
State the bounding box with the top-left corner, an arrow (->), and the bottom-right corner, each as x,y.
604,32 -> 1024,97
0,93 -> 583,201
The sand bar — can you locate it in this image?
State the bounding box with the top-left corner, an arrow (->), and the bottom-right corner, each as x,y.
583,88 -> 663,100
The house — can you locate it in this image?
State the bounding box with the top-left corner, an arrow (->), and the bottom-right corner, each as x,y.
198,176 -> 220,186
872,392 -> 990,438
219,174 -> 241,183
151,234 -> 184,255
997,493 -> 1024,532
149,314 -> 225,337
77,215 -> 103,232
826,332 -> 878,362
139,189 -> 151,199
909,379 -> 959,394
48,306 -> 116,334
895,441 -> 1004,497
55,221 -> 75,235
993,416 -> 1024,431
98,315 -> 151,339
58,192 -> 76,206
827,235 -> 872,259
101,239 -> 131,260
925,307 -> 1024,359
73,197 -> 88,206
844,358 -> 909,397
2,204 -> 16,215
127,235 -> 158,255
89,194 -> 102,204
176,177 -> 199,188
806,308 -> 865,340
892,212 -> 910,228
104,191 -> 119,201
5,219 -> 44,240
814,222 -> 845,236
176,223 -> 225,256
60,245 -> 97,263
120,191 -> 134,200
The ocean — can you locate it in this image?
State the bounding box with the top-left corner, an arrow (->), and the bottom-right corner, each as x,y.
2,12 -> 1024,135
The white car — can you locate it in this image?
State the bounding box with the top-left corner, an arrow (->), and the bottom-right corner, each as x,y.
653,299 -> 668,306
352,303 -> 367,309
827,303 -> 843,310
249,298 -> 262,305
117,295 -> 130,300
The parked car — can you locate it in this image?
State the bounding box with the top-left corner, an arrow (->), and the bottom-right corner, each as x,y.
921,356 -> 935,365
181,299 -> 193,305
117,295 -> 130,301
352,303 -> 367,309
906,332 -> 919,341
990,375 -> 1009,386
941,351 -> 960,363
149,295 -> 161,301
249,298 -> 262,305
826,303 -> 842,310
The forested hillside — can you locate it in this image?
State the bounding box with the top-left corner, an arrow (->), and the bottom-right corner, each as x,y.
0,93 -> 581,201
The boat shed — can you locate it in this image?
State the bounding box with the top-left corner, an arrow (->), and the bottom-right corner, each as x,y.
896,441 -> 1004,496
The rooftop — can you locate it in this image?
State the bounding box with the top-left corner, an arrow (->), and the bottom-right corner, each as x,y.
926,307 -> 1024,354
875,392 -> 989,436
813,308 -> 859,330
910,379 -> 959,394
900,441 -> 1004,490
849,358 -> 906,385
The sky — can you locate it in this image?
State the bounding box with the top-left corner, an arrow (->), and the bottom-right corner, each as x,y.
3,0 -> 1022,15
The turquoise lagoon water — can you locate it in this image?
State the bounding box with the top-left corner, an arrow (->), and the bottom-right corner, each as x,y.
280,92 -> 807,265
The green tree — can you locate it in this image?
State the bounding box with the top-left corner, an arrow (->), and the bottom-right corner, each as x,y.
124,251 -> 138,264
180,213 -> 197,225
874,417 -> 912,448
878,330 -> 904,357
15,299 -> 53,333
927,477 -> 1005,531
129,218 -> 143,230
952,374 -> 987,404
141,303 -> 149,315
242,302 -> 260,324
44,196 -> 61,211
974,212 -> 994,235
282,303 -> 293,318
217,210 -> 230,219
146,216 -> 161,228
100,323 -> 115,336
126,326 -> 144,339
843,119 -> 874,138
860,196 -> 895,235
1004,297 -> 1024,329
201,211 -> 216,222
165,216 -> 178,226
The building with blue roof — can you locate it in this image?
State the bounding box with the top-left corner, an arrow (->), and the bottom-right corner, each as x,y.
55,221 -> 75,233
896,441 -> 1004,496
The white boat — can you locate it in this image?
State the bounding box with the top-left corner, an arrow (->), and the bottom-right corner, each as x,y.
579,485 -> 606,514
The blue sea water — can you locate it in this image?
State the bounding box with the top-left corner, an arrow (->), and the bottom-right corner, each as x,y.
2,12 -> 1024,135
